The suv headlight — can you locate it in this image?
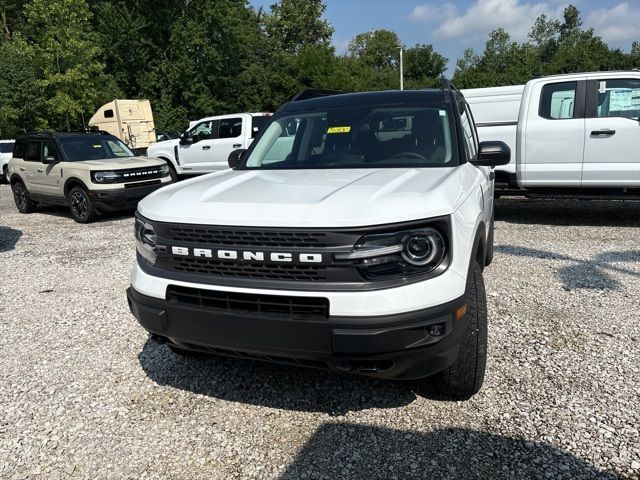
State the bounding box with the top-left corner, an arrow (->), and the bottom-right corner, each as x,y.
335,226 -> 448,280
134,214 -> 158,263
92,170 -> 120,183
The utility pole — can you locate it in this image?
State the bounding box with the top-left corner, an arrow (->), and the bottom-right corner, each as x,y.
399,48 -> 404,90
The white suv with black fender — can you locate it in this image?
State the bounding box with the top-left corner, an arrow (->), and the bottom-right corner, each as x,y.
127,84 -> 510,399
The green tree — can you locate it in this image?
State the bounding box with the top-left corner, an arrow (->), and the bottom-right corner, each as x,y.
348,29 -> 401,70
25,0 -> 118,130
403,43 -> 447,88
264,0 -> 333,53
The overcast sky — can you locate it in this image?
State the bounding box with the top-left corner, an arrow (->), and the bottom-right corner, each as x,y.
250,0 -> 639,72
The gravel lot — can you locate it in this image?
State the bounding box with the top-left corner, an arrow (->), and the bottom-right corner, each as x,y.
1,185 -> 639,480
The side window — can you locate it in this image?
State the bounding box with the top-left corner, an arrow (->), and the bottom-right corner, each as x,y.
42,141 -> 58,161
25,141 -> 40,162
188,121 -> 215,141
13,140 -> 26,158
459,102 -> 478,160
251,116 -> 268,138
218,118 -> 242,139
539,82 -> 577,119
104,109 -> 114,119
595,78 -> 640,120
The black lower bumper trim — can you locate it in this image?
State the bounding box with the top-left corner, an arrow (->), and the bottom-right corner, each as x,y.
126,286 -> 468,380
90,181 -> 171,212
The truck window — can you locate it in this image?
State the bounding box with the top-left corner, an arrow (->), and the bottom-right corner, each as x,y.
595,79 -> 640,120
104,109 -> 114,119
251,116 -> 269,138
13,141 -> 26,158
189,121 -> 215,141
539,82 -> 577,120
42,141 -> 58,161
218,118 -> 242,139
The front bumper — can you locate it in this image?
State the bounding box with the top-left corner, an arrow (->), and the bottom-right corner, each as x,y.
127,286 -> 468,380
90,181 -> 171,212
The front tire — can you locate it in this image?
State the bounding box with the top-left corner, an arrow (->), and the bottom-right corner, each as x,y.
430,260 -> 487,399
12,181 -> 37,213
68,187 -> 97,223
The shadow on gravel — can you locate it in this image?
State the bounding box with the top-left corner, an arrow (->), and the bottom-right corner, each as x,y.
0,226 -> 22,253
139,339 -> 424,415
27,204 -> 135,223
280,424 -> 617,480
496,245 -> 640,291
495,198 -> 640,227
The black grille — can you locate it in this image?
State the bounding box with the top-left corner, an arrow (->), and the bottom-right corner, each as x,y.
167,286 -> 329,320
171,257 -> 328,281
168,227 -> 328,248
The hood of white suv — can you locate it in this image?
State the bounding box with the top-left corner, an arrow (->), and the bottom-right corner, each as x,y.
139,166 -> 480,227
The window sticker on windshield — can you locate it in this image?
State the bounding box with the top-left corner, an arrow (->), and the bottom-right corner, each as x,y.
439,110 -> 446,117
327,126 -> 351,134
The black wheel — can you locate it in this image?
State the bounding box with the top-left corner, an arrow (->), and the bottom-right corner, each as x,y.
165,161 -> 178,182
12,181 -> 37,213
68,186 -> 97,223
430,260 -> 487,399
485,209 -> 495,267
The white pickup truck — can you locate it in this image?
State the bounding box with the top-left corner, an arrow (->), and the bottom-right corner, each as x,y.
147,113 -> 271,178
464,71 -> 640,196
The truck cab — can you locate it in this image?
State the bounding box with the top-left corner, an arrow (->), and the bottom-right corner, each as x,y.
465,71 -> 640,195
147,113 -> 271,177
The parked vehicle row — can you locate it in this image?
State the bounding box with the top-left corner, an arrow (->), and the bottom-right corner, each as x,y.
463,71 -> 640,197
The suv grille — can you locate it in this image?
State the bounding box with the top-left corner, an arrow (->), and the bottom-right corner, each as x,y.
114,167 -> 166,183
167,286 -> 329,320
168,227 -> 328,248
171,257 -> 328,281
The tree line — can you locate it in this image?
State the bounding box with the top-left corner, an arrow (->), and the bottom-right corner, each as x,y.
0,0 -> 638,138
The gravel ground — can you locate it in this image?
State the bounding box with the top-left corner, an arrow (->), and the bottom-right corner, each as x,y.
1,185 -> 639,480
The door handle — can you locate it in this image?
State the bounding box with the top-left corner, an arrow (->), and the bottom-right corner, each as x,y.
19,167 -> 25,171
202,146 -> 211,150
591,129 -> 616,136
37,168 -> 44,173
233,144 -> 242,148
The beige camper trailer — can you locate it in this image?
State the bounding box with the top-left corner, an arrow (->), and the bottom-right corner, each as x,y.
89,100 -> 157,152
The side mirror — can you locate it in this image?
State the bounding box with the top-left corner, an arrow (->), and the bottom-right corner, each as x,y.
42,155 -> 58,165
472,141 -> 511,167
180,134 -> 194,145
228,149 -> 247,169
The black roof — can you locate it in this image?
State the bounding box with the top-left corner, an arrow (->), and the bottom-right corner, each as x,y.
280,89 -> 451,112
17,131 -> 115,141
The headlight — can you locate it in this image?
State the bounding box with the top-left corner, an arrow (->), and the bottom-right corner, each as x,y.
135,214 -> 158,263
92,170 -> 120,183
335,225 -> 448,280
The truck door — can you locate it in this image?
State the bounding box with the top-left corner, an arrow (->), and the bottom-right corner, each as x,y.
521,79 -> 586,186
21,141 -> 42,192
582,77 -> 640,187
33,141 -> 64,196
208,116 -> 244,170
177,120 -> 217,173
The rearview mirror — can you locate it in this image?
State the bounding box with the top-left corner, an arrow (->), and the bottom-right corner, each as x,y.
42,155 -> 58,165
472,141 -> 511,167
228,149 -> 247,169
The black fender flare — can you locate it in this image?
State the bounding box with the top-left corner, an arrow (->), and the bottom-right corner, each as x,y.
63,177 -> 91,197
466,221 -> 487,286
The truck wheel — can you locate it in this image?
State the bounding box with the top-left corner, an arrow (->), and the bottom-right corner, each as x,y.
68,186 -> 97,223
430,260 -> 487,399
12,181 -> 37,213
485,210 -> 495,267
165,161 -> 178,182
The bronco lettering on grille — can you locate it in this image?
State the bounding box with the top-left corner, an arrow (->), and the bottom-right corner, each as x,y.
171,246 -> 323,263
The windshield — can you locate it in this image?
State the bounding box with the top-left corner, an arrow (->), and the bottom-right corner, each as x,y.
59,137 -> 134,162
0,142 -> 14,154
242,105 -> 457,170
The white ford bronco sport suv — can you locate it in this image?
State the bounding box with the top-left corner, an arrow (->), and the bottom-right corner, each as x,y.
8,131 -> 172,223
127,84 -> 510,399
